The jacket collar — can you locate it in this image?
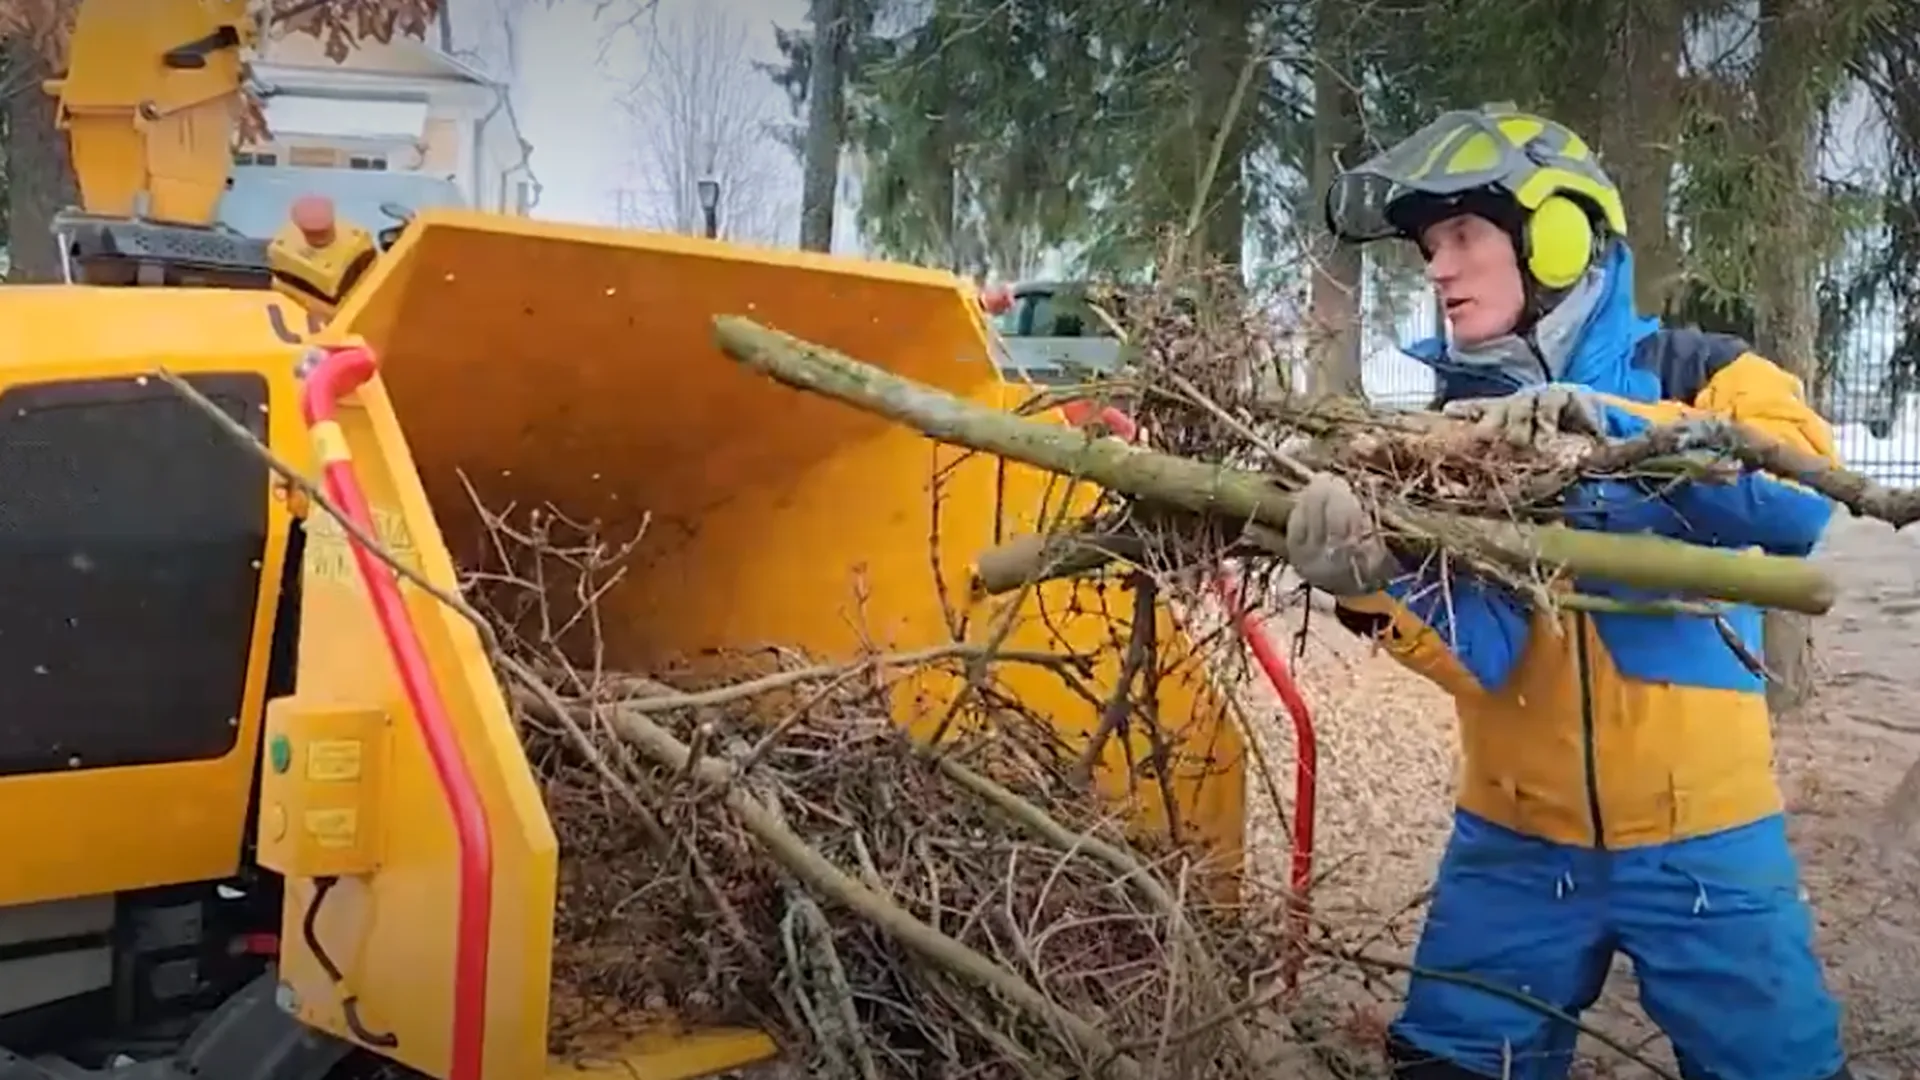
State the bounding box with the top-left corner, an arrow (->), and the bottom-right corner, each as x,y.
1403,241 -> 1663,402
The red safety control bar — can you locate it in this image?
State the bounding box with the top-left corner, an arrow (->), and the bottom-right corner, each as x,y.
1208,573 -> 1316,900
299,346 -> 495,1080
1058,401 -> 1318,934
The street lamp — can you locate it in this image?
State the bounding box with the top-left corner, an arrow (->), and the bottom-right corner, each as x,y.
696,175 -> 720,239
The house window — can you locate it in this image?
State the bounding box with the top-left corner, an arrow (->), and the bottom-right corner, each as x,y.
287,146 -> 340,168
275,148 -> 390,171
234,150 -> 279,166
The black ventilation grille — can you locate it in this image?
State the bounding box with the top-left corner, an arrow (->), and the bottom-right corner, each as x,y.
0,374 -> 271,776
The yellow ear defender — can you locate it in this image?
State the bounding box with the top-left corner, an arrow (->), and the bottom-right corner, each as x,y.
1524,193 -> 1596,291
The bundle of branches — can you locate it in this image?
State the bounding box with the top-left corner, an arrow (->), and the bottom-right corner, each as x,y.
1047,258 -> 1920,596
464,506 -> 1292,1079
707,269 -> 1920,627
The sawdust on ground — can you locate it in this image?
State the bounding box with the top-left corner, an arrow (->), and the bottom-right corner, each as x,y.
1240,514 -> 1920,1078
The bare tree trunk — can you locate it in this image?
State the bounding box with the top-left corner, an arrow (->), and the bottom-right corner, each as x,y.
1306,0 -> 1362,399
1184,0 -> 1256,271
1749,0 -> 1826,718
1593,0 -> 1687,316
5,36 -> 78,283
929,18 -> 960,274
798,0 -> 848,252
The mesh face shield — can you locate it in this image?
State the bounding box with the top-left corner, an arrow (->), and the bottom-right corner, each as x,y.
1323,109 -> 1566,243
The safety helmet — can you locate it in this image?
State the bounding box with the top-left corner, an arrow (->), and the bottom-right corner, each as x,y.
1323,105 -> 1628,293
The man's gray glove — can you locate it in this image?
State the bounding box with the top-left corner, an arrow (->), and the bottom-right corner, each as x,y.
1285,473 -> 1398,596
1442,383 -> 1604,449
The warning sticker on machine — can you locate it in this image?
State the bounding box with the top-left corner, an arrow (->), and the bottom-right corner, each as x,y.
303,808 -> 360,849
306,738 -> 364,782
305,505 -> 419,583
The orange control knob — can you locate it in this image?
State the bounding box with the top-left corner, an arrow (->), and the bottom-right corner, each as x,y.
291,194 -> 337,247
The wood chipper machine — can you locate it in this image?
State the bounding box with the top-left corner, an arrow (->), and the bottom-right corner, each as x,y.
0,1 -> 1316,1078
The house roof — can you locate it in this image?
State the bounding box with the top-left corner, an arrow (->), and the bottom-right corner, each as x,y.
400,37 -> 497,86
253,30 -> 501,88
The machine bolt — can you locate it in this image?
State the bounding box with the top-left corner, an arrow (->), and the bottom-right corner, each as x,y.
294,347 -> 326,380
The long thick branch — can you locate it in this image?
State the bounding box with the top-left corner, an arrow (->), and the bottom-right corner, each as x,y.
710,316 -> 1836,615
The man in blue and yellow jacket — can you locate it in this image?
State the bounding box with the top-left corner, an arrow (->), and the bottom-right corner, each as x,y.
1297,105 -> 1853,1080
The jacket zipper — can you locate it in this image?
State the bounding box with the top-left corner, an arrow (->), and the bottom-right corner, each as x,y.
1574,612 -> 1606,849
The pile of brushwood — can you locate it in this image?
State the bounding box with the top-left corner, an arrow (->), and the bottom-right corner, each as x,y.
469,507 -> 1293,1079
152,331 -> 1299,1079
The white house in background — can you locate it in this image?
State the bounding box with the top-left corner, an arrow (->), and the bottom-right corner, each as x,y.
237,25 -> 533,218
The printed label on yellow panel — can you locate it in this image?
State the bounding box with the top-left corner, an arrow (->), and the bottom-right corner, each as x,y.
305,504 -> 418,584
305,738 -> 364,782
303,808 -> 360,849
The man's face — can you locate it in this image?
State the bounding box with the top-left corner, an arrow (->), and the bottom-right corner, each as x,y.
1421,213 -> 1525,346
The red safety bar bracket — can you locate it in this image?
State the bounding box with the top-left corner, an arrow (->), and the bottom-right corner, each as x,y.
298,345 -> 495,1080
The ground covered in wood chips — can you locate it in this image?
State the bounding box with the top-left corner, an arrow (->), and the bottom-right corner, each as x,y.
1243,512 -> 1920,1078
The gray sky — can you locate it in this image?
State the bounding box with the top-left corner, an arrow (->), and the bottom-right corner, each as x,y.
487,0 -> 808,229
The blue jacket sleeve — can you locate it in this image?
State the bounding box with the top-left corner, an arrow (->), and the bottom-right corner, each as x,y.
1378,566 -> 1531,694
1563,404 -> 1834,557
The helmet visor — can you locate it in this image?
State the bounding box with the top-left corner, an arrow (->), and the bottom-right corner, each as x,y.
1324,111 -> 1527,243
